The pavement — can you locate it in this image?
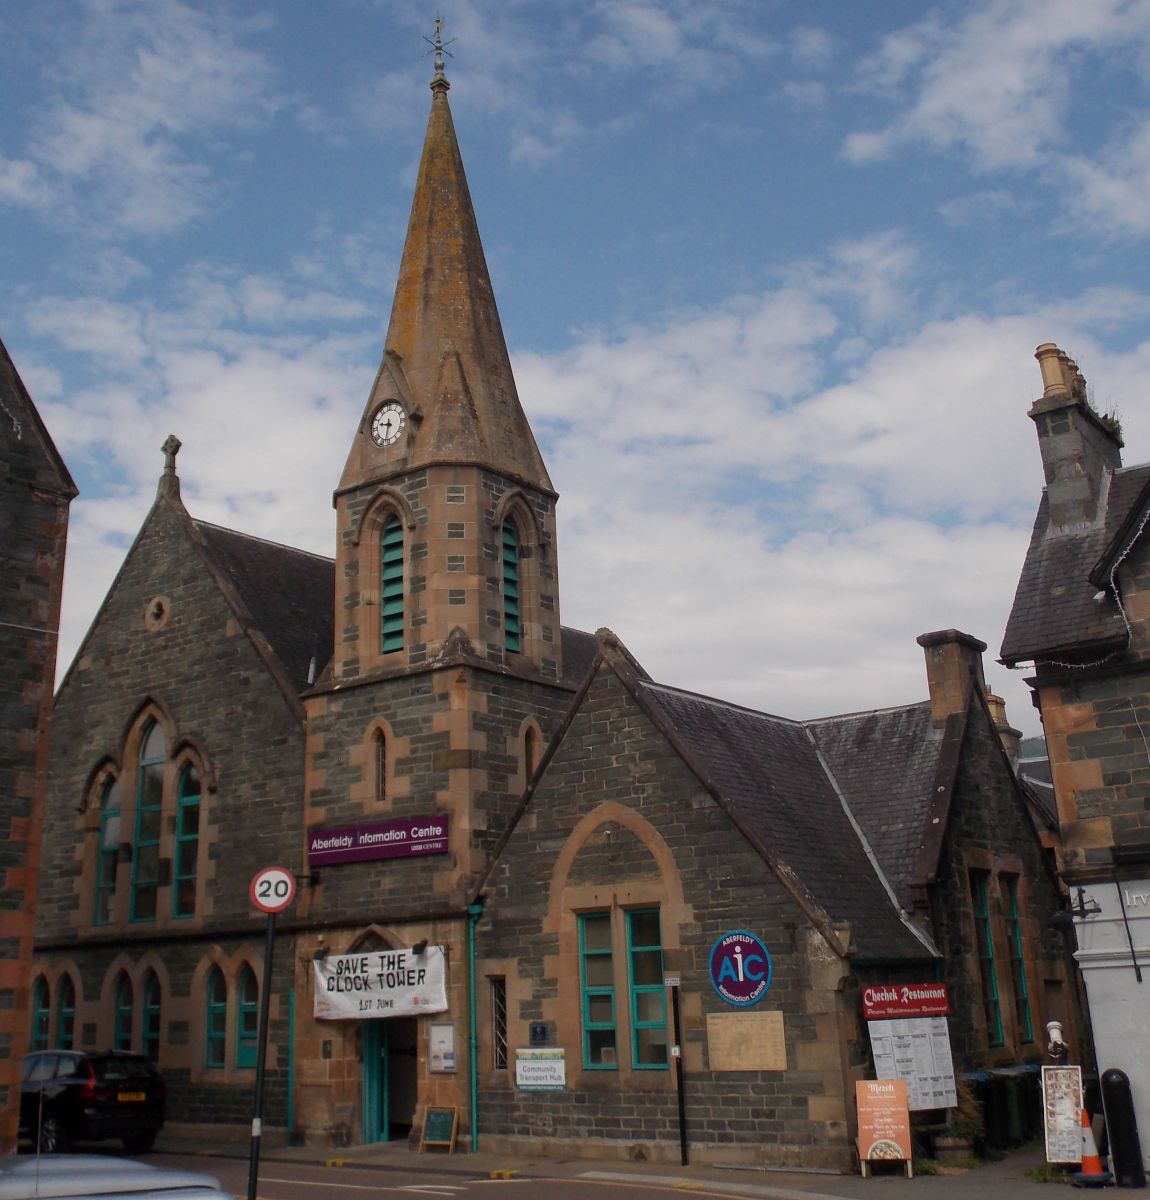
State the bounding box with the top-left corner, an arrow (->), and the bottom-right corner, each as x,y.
151,1133 -> 1149,1199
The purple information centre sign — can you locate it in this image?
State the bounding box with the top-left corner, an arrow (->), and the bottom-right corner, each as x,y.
307,815 -> 449,867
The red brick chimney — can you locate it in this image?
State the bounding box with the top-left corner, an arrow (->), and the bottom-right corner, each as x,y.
1029,343 -> 1123,531
916,629 -> 987,728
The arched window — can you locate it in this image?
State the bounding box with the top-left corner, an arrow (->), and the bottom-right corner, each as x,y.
375,730 -> 387,805
236,966 -> 259,1069
173,763 -> 201,918
131,721 -> 166,922
143,972 -> 162,1063
114,973 -> 133,1051
30,978 -> 50,1051
502,519 -> 521,653
380,514 -> 404,653
205,968 -> 226,1068
95,778 -> 122,925
56,976 -> 75,1049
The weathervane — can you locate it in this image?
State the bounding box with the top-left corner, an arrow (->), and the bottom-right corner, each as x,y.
423,16 -> 456,87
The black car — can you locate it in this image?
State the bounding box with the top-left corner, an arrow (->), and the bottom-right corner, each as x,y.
20,1052 -> 166,1154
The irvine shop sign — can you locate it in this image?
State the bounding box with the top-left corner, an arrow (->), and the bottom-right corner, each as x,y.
307,815 -> 448,867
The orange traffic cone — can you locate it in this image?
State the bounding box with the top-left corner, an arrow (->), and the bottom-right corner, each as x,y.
1072,1107 -> 1112,1187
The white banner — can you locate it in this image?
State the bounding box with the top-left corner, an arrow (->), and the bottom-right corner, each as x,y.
313,946 -> 447,1020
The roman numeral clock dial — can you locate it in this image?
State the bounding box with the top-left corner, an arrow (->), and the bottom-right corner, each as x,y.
370,401 -> 406,447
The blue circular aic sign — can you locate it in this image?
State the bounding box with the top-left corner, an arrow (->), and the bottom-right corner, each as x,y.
709,929 -> 773,1007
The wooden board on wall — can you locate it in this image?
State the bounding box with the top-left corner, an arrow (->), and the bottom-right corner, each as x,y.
706,1010 -> 787,1071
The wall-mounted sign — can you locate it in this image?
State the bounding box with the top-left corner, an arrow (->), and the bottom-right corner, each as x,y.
862,983 -> 950,1020
868,1015 -> 957,1110
709,930 -> 772,1007
516,1048 -> 566,1091
307,815 -> 448,867
313,946 -> 447,1020
429,1022 -> 456,1073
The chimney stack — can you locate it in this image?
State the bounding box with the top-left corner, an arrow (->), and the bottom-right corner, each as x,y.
1029,343 -> 1122,531
917,629 -> 987,728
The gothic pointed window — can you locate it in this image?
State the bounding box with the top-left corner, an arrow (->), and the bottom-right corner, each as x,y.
375,730 -> 387,804
205,967 -> 226,1068
173,763 -> 201,918
30,978 -> 50,1051
236,966 -> 258,1068
380,514 -> 405,653
131,721 -> 166,922
143,971 -> 162,1062
502,519 -> 521,653
56,976 -> 75,1049
114,973 -> 133,1051
95,778 -> 122,925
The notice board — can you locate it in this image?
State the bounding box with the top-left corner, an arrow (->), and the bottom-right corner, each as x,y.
1042,1065 -> 1083,1164
419,1106 -> 458,1153
706,1011 -> 787,1071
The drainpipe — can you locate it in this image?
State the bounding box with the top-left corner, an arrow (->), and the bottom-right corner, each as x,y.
467,900 -> 485,1153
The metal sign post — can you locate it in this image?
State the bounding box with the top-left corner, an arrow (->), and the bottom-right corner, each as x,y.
247,867 -> 296,1200
666,974 -> 688,1165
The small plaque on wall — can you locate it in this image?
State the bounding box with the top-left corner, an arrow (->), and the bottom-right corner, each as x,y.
429,1022 -> 456,1073
706,1010 -> 787,1071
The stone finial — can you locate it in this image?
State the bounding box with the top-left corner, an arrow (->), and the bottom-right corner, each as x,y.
158,433 -> 182,500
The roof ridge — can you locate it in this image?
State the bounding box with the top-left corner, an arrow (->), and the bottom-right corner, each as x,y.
193,519 -> 334,564
639,679 -> 801,724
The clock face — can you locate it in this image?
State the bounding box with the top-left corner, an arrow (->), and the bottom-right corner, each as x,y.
371,401 -> 406,447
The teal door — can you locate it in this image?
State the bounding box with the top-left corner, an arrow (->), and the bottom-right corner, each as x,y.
362,1018 -> 418,1144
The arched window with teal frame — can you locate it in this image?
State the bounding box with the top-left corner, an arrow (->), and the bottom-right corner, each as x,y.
502,519 -> 521,654
205,967 -> 226,1068
30,978 -> 50,1051
131,721 -> 166,922
380,514 -> 404,653
173,763 -> 201,918
143,971 -> 162,1063
114,973 -> 133,1051
56,975 -> 75,1049
95,777 -> 122,925
236,966 -> 258,1068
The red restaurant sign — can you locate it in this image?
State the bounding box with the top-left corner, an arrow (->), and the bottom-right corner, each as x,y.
862,983 -> 950,1020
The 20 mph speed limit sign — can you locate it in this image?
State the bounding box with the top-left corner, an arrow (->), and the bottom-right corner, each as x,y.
250,866 -> 296,914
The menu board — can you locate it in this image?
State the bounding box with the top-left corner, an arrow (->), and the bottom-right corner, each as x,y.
1042,1065 -> 1084,1163
868,1015 -> 957,1110
856,1079 -> 912,1175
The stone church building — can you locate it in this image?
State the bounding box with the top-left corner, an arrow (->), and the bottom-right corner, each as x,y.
30,57 -> 1077,1170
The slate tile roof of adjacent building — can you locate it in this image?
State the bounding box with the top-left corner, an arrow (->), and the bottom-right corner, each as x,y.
195,522 -> 336,692
636,681 -> 936,964
194,520 -> 598,695
806,702 -> 944,912
1001,463 -> 1150,664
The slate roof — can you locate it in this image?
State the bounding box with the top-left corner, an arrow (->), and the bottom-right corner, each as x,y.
194,522 -> 335,692
635,681 -> 937,964
1001,464 -> 1150,664
806,702 -> 944,912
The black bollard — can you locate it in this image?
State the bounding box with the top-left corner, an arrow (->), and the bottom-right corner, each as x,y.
1101,1068 -> 1146,1188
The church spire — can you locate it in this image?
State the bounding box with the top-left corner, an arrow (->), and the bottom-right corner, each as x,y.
339,26 -> 552,494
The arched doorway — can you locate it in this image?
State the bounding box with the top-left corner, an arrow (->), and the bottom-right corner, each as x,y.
362,1015 -> 418,1143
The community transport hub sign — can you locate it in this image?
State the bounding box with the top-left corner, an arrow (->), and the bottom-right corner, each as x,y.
314,947 -> 448,1020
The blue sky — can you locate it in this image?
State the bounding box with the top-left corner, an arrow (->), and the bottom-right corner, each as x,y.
4,0 -> 1150,736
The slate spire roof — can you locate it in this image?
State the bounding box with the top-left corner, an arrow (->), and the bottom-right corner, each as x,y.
339,47 -> 551,495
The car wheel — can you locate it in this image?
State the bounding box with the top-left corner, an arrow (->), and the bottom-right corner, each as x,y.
123,1130 -> 158,1153
37,1111 -> 68,1153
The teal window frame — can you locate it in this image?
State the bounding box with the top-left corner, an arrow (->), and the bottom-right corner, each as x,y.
56,976 -> 75,1049
30,979 -> 50,1051
972,872 -> 1004,1047
173,763 -> 201,918
626,909 -> 669,1069
578,912 -> 617,1069
1004,876 -> 1034,1043
380,514 -> 405,653
94,778 -> 121,925
502,519 -> 521,653
236,966 -> 258,1069
131,721 -> 166,922
205,968 -> 226,1068
143,971 -> 162,1063
114,973 -> 133,1051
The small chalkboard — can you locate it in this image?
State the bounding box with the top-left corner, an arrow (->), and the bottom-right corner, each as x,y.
419,1106 -> 459,1153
